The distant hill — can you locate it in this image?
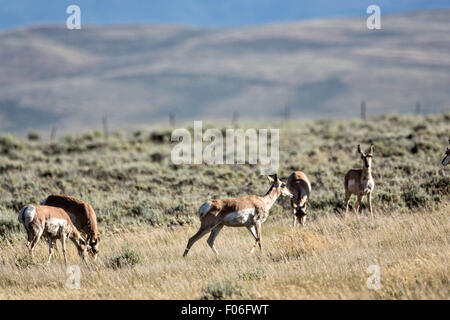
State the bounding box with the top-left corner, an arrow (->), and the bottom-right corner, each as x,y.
0,10 -> 449,132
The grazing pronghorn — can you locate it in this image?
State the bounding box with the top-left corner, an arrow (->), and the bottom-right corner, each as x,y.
286,171 -> 311,226
344,144 -> 375,217
442,140 -> 450,166
182,174 -> 293,257
18,205 -> 88,264
41,194 -> 99,259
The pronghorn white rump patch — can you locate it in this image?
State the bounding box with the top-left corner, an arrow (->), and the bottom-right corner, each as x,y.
18,205 -> 36,228
198,201 -> 211,218
45,218 -> 68,237
223,208 -> 256,226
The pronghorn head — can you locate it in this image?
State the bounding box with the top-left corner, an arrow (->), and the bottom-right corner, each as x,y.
87,235 -> 99,260
358,144 -> 374,169
295,203 -> 307,218
267,174 -> 293,198
442,140 -> 450,166
90,239 -> 99,260
77,238 -> 88,260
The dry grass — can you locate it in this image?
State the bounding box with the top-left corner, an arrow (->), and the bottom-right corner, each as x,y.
1,203 -> 448,300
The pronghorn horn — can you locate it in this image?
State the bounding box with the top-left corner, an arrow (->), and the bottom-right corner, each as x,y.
357,144 -> 363,155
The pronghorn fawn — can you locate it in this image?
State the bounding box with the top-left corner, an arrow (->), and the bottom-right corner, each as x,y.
42,194 -> 99,259
442,139 -> 450,166
286,171 -> 311,227
344,144 -> 375,217
18,205 -> 88,264
183,174 -> 293,257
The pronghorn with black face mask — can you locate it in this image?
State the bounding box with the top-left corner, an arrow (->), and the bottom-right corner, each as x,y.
182,174 -> 293,257
41,194 -> 99,260
286,171 -> 311,227
442,140 -> 450,166
344,144 -> 375,217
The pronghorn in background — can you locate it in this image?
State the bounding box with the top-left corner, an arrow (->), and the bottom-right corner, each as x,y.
18,205 -> 88,264
344,144 -> 375,217
42,194 -> 99,259
183,174 -> 293,257
442,140 -> 450,166
286,171 -> 311,226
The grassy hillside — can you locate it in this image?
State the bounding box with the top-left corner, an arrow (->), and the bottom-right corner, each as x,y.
0,113 -> 449,299
0,10 -> 449,131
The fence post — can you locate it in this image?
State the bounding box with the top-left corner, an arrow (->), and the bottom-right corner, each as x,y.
232,111 -> 239,125
415,102 -> 421,115
284,105 -> 291,121
169,112 -> 176,127
361,101 -> 366,120
50,126 -> 56,142
102,114 -> 109,140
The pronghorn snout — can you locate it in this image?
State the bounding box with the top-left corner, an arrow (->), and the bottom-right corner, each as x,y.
282,188 -> 294,198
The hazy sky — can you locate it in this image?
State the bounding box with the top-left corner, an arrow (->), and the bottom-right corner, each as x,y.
0,0 -> 449,29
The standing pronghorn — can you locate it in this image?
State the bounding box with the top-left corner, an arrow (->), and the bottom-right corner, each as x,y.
442,140 -> 450,166
182,174 -> 293,257
286,171 -> 311,226
41,194 -> 99,259
344,144 -> 375,217
18,204 -> 88,264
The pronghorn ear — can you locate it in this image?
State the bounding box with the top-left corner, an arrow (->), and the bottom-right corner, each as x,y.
370,144 -> 374,154
266,175 -> 275,183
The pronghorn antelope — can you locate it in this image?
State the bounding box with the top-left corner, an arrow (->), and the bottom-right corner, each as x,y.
344,144 -> 375,217
286,171 -> 311,226
18,205 -> 88,264
442,140 -> 450,166
41,194 -> 99,259
182,174 -> 293,257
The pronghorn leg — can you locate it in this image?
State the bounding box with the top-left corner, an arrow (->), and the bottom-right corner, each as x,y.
291,199 -> 297,227
53,239 -> 58,252
61,234 -> 68,265
207,225 -> 223,256
47,237 -> 54,264
183,226 -> 213,257
356,195 -> 363,214
254,220 -> 262,252
300,214 -> 307,226
29,227 -> 43,259
367,192 -> 373,217
247,226 -> 258,253
292,208 -> 298,227
26,228 -> 33,249
344,192 -> 351,216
